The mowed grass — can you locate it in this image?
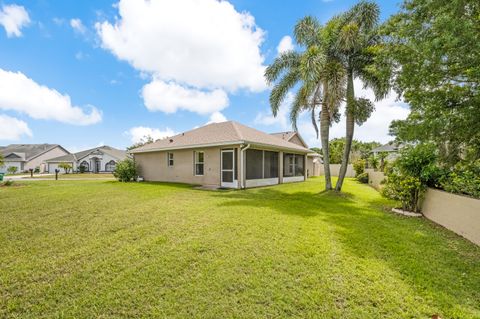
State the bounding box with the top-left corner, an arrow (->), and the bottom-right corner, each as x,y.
0,178 -> 479,318
28,173 -> 115,179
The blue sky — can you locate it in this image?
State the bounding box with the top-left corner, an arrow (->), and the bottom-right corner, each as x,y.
0,0 -> 408,151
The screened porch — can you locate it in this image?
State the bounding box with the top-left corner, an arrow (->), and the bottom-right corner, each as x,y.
244,149 -> 305,188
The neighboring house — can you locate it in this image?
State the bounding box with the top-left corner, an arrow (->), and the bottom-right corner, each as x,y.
130,121 -> 312,189
371,142 -> 403,161
46,146 -> 128,173
270,131 -> 322,177
0,144 -> 70,173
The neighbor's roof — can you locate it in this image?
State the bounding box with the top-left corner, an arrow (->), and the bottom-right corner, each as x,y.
1,144 -> 67,161
130,121 -> 310,154
47,145 -> 127,162
371,143 -> 400,153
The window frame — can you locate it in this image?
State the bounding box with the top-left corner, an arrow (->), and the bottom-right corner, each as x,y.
105,160 -> 116,172
194,151 -> 205,176
245,149 -> 279,180
284,153 -> 304,177
167,152 -> 174,167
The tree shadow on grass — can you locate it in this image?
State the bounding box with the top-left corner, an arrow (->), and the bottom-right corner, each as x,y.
212,185 -> 480,316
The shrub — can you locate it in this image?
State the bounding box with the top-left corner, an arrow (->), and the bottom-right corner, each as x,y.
59,162 -> 72,174
113,158 -> 137,182
7,166 -> 18,175
368,155 -> 379,170
356,172 -> 369,184
34,167 -> 40,173
394,143 -> 441,186
78,165 -> 86,173
2,180 -> 14,186
353,159 -> 365,176
382,172 -> 424,212
440,160 -> 480,198
381,143 -> 439,212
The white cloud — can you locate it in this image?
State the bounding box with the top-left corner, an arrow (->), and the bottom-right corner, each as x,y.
277,36 -> 294,54
0,4 -> 30,37
126,126 -> 175,144
70,18 -> 86,34
75,51 -> 88,60
296,79 -> 410,147
0,114 -> 32,140
206,111 -> 227,124
142,80 -> 228,114
257,79 -> 410,148
0,69 -> 102,125
96,0 -> 267,116
52,17 -> 65,26
254,92 -> 293,129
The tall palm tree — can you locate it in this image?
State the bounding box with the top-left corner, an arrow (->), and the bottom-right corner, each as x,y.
265,16 -> 345,190
333,1 -> 390,191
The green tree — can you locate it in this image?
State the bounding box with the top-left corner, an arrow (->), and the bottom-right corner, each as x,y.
368,155 -> 379,171
377,151 -> 389,172
127,135 -> 155,151
333,1 -> 391,191
7,166 -> 18,175
265,16 -> 346,190
58,162 -> 72,174
385,0 -> 480,166
322,137 -> 381,164
0,153 -> 4,168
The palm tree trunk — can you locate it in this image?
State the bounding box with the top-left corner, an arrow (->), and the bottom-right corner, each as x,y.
336,69 -> 355,191
320,101 -> 332,190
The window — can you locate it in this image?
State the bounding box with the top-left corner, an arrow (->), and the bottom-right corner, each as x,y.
194,151 -> 204,175
246,149 -> 279,180
105,160 -> 116,172
80,161 -> 89,172
168,152 -> 174,166
284,154 -> 304,177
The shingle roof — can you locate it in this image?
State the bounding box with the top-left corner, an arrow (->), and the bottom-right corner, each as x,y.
371,143 -> 400,153
1,144 -> 64,161
270,131 -> 297,141
130,121 -> 310,153
47,146 -> 127,162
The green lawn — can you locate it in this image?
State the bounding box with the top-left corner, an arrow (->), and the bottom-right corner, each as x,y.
1,178 -> 479,318
28,173 -> 115,179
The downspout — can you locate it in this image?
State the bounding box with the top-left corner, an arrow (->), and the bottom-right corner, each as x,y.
240,144 -> 251,189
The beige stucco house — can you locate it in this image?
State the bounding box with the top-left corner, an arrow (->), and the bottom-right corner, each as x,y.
46,146 -> 128,173
131,121 -> 320,189
0,144 -> 69,173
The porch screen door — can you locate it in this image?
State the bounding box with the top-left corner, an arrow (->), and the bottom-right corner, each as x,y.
221,150 -> 237,188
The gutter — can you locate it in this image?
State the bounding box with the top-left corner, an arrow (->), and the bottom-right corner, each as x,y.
130,140 -> 309,155
239,143 -> 251,189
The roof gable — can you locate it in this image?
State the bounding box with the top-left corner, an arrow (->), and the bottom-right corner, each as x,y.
1,144 -> 66,161
270,131 -> 309,148
47,146 -> 127,163
4,152 -> 24,160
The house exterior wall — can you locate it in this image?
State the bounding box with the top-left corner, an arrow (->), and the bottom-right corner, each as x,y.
306,157 -> 321,177
83,153 -> 119,173
134,146 -> 227,187
48,162 -> 75,173
48,153 -> 120,173
27,146 -> 69,172
2,161 -> 23,173
135,145 -> 309,188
